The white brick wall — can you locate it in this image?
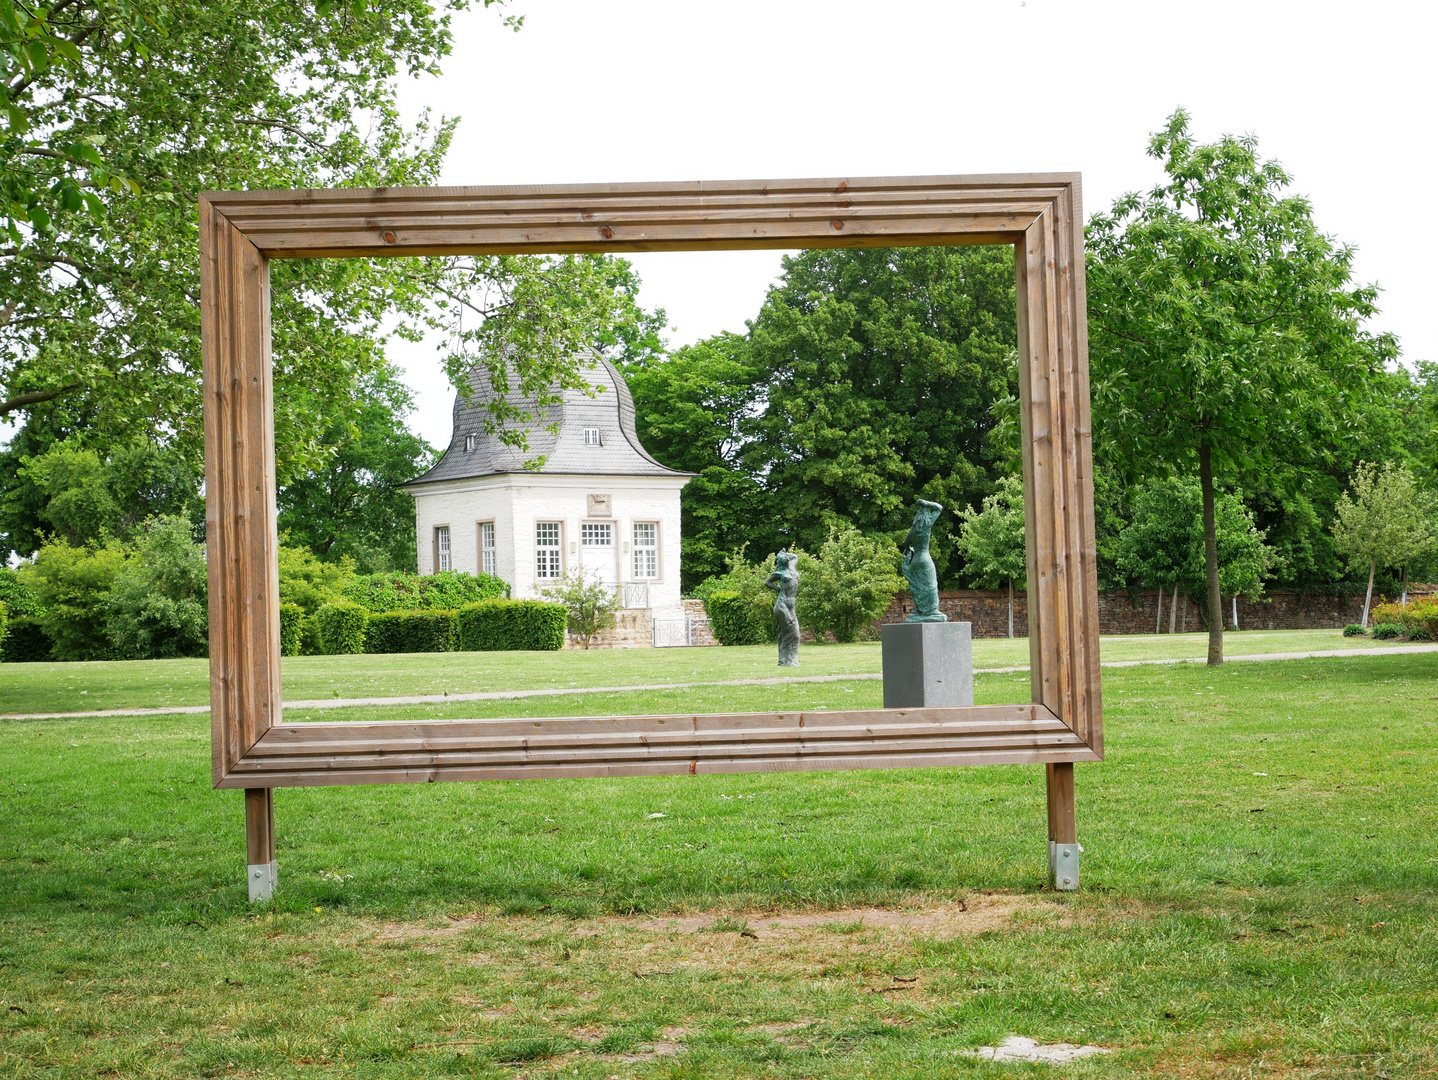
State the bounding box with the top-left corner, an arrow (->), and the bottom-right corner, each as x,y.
409,473 -> 688,617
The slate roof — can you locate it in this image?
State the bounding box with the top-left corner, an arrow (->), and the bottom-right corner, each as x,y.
405,352 -> 690,487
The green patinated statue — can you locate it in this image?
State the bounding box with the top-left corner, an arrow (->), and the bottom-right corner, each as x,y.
900,499 -> 948,623
765,549 -> 801,666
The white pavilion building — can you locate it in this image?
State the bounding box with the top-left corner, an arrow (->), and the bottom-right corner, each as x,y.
404,355 -> 693,624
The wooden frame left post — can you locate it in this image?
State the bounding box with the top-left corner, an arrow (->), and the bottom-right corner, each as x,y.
200,197 -> 282,901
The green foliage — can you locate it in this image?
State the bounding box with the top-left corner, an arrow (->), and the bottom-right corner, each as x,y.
456,599 -> 566,652
1,438 -> 196,556
955,474 -> 1027,589
342,569 -> 507,613
277,366 -> 434,573
0,564 -> 39,616
704,591 -> 767,647
363,609 -> 458,654
316,601 -> 368,655
105,515 -> 207,660
0,614 -> 50,662
279,604 -> 305,658
1118,478 -> 1275,608
0,598 -> 7,660
1332,462 -> 1437,585
696,547 -> 780,645
1369,598 -> 1438,641
1371,623 -> 1402,640
277,544 -> 353,616
22,539 -> 127,659
540,571 -> 620,649
1342,624 -> 1366,637
794,526 -> 905,644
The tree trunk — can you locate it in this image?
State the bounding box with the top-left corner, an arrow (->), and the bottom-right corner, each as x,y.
1362,557 -> 1376,627
1401,565 -> 1409,608
1007,578 -> 1014,639
1199,439 -> 1223,666
1170,585 -> 1178,633
1155,584 -> 1163,634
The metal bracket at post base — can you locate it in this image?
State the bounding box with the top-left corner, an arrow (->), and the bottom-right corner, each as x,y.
1050,843 -> 1079,891
248,860 -> 278,903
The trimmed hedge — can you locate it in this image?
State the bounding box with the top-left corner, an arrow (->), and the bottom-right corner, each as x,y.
279,603 -> 305,657
317,600 -> 368,655
365,609 -> 458,654
342,570 -> 508,613
705,590 -> 768,646
1,614 -> 53,663
457,599 -> 566,652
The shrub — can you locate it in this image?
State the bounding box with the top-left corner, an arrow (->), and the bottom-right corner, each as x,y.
0,567 -> 41,617
457,599 -> 566,651
796,525 -> 905,644
1342,623 -> 1366,637
706,590 -> 767,646
106,515 -> 208,660
1,615 -> 53,662
316,601 -> 368,654
342,570 -> 507,613
1369,597 -> 1438,641
364,609 -> 458,653
300,612 -> 324,656
25,540 -> 129,660
0,600 -> 7,660
540,571 -> 620,648
1371,623 -> 1402,640
695,547 -> 779,645
278,544 -> 352,615
279,603 -> 305,657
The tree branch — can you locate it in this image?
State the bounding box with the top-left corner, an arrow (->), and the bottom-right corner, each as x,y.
0,381 -> 84,417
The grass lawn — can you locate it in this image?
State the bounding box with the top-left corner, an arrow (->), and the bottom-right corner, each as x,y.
0,627 -> 1410,716
2,651 -> 1436,1077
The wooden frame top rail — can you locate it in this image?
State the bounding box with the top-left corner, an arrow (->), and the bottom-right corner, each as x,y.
200,172 -> 1101,792
200,173 -> 1082,257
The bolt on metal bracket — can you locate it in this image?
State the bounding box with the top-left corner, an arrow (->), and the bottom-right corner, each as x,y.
248,860 -> 278,903
1051,844 -> 1079,891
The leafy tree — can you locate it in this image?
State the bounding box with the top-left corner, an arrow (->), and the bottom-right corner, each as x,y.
955,474 -> 1027,637
795,525 -> 904,644
1,437 -> 195,555
1089,110 -> 1399,664
1117,478 -> 1274,630
540,569 -> 620,649
745,245 -> 1019,583
277,366 -> 433,573
1331,462 -> 1436,625
21,537 -> 127,659
106,515 -> 207,659
622,332 -> 776,590
277,544 -> 352,615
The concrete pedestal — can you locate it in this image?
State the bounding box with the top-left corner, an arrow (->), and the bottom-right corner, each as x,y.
880,622 -> 973,708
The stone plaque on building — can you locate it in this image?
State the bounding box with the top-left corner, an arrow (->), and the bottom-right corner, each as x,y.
587,493 -> 612,517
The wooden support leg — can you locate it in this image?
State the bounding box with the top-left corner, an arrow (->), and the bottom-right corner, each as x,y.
1046,763 -> 1078,891
245,788 -> 277,902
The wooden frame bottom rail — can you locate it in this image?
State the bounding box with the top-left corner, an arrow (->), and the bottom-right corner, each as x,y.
217,704 -> 1098,788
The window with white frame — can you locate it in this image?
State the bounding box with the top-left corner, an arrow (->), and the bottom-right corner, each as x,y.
535,522 -> 561,579
434,525 -> 451,572
464,432 -> 478,452
581,521 -> 612,547
480,521 -> 496,576
583,427 -> 601,445
633,521 -> 659,579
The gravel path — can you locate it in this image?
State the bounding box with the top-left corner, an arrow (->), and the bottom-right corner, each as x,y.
5,642 -> 1435,722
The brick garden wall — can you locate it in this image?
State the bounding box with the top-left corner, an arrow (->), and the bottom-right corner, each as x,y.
879,583 -> 1435,640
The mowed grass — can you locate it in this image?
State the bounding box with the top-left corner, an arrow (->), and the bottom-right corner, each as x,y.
0,627 -> 1409,715
2,652 -> 1436,1077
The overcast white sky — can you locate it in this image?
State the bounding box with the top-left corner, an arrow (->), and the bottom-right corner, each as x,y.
387,0 -> 1433,446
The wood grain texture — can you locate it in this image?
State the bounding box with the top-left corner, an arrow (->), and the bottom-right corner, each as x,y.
201,172 -> 1101,791
1046,762 -> 1077,845
199,175 -> 1077,258
201,198 -> 282,784
244,787 -> 275,864
216,704 -> 1097,788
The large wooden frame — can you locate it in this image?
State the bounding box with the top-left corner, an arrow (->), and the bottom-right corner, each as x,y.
200,174 -> 1101,898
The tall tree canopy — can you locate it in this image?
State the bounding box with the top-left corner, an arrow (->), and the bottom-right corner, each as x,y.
1088,109 -> 1401,663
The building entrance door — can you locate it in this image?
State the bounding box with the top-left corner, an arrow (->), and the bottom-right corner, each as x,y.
580,522 -> 617,585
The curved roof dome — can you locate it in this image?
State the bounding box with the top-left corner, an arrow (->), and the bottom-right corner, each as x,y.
406,352 -> 689,486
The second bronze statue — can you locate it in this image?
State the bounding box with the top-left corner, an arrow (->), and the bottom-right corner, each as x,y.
901,499 -> 948,623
